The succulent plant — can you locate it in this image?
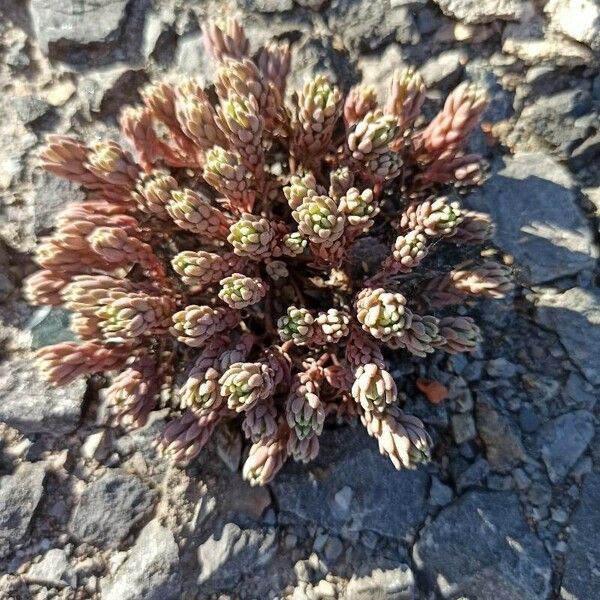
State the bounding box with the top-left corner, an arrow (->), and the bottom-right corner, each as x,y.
26,17 -> 512,486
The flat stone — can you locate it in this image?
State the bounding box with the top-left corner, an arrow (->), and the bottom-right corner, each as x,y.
27,548 -> 76,589
564,372 -> 597,411
535,287 -> 600,385
476,399 -> 525,473
102,520 -> 181,600
69,471 -> 156,549
546,0 -> 600,51
466,154 -> 597,284
0,462 -> 46,559
429,477 -> 453,507
450,413 -> 476,444
0,356 -> 85,435
503,17 -> 595,67
507,89 -> 595,159
538,410 -> 595,483
33,171 -> 85,236
433,0 -> 531,23
344,565 -> 415,600
272,427 -> 428,540
31,0 -> 130,57
413,491 -> 552,599
197,522 -> 276,592
455,457 -> 490,492
560,473 -> 600,599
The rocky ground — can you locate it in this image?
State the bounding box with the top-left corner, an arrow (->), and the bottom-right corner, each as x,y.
0,0 -> 599,599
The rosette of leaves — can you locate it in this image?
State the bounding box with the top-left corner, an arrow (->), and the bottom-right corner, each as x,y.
27,17 -> 512,486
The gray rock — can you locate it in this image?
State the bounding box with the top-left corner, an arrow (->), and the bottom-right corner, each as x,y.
395,9 -> 421,45
175,33 -> 212,82
0,462 -> 46,559
295,0 -> 328,7
197,522 -> 276,591
429,477 -> 453,507
69,471 -> 156,549
31,0 -> 130,57
0,356 -> 85,435
326,0 -> 419,51
239,0 -> 294,10
546,0 -> 600,51
413,491 -> 552,599
502,17 -> 595,67
358,45 -> 408,101
560,473 -> 600,599
323,536 -> 344,561
432,0 -> 531,23
564,372 -> 597,411
272,428 -> 428,540
14,96 -> 51,125
344,565 -> 415,600
539,410 -> 595,483
509,89 -> 595,159
420,49 -> 467,88
485,357 -> 519,378
455,457 -> 490,492
0,119 -> 37,191
535,287 -> 600,385
450,413 -> 476,444
287,37 -> 358,94
466,154 -> 597,284
476,399 -> 525,473
32,171 -> 85,235
518,405 -> 541,433
27,548 -> 76,588
27,307 -> 77,350
102,520 -> 181,600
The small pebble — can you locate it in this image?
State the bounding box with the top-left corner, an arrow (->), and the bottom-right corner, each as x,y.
323,536 -> 343,562
334,486 -> 353,512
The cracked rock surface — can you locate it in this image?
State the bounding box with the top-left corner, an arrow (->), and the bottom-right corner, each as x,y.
0,0 -> 599,598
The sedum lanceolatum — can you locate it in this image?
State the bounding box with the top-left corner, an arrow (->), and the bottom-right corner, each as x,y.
26,18 -> 512,485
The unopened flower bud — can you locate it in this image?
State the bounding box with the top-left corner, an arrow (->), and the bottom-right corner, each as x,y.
218,273 -> 267,309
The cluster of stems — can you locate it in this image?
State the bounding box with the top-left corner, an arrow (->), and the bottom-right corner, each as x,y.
26,17 -> 512,486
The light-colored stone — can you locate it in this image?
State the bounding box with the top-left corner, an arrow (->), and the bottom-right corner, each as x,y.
0,463 -> 46,559
0,356 -> 85,435
535,287 -> 600,385
503,17 -> 595,67
69,471 -> 156,549
197,522 -> 276,591
466,154 -> 597,284
345,565 -> 415,600
27,548 -> 76,588
539,410 -> 595,483
560,474 -> 600,599
545,0 -> 600,51
30,0 -> 130,55
414,491 -> 552,599
101,520 -> 181,600
433,0 -> 532,24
